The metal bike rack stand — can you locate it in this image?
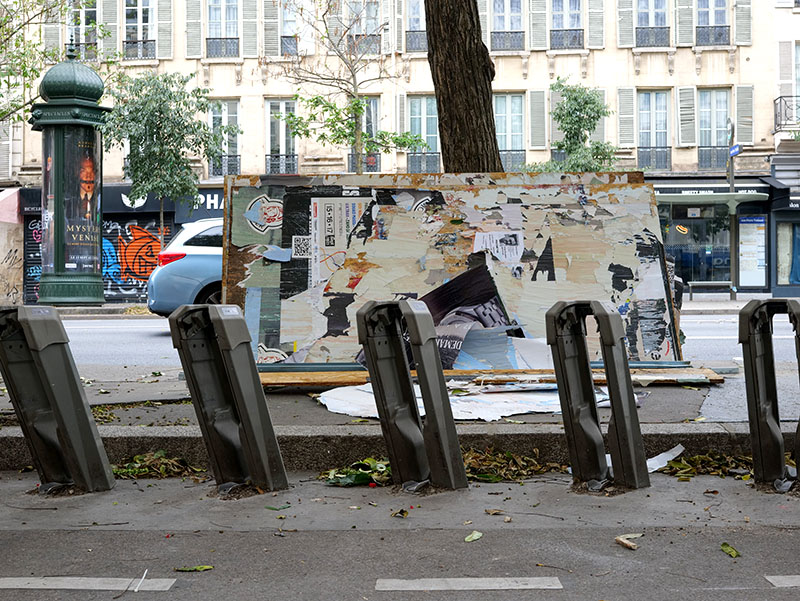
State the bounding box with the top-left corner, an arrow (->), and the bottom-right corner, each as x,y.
169,304 -> 288,493
546,300 -> 650,490
739,299 -> 800,492
356,299 -> 468,489
0,306 -> 115,493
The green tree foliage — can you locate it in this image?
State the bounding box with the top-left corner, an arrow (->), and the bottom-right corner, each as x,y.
282,95 -> 424,171
101,72 -> 240,244
528,77 -> 618,173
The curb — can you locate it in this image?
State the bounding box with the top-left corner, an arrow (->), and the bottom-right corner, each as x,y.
1,423 -> 793,473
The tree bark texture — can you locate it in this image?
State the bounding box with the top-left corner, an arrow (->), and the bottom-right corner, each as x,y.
425,0 -> 503,173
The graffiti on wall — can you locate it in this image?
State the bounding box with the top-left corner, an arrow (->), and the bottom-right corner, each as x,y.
102,220 -> 169,300
1,223 -> 24,305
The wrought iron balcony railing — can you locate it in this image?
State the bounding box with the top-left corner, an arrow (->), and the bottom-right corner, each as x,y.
695,25 -> 730,46
348,152 -> 381,173
499,150 -> 526,172
405,30 -> 428,52
698,146 -> 729,170
206,37 -> 240,58
65,42 -> 97,61
266,154 -> 299,174
550,149 -> 567,163
635,26 -> 670,47
280,36 -> 298,56
210,155 -> 241,177
774,96 -> 800,132
407,152 -> 440,173
637,147 -> 671,171
346,34 -> 381,55
491,31 -> 525,51
123,39 -> 156,60
550,29 -> 584,50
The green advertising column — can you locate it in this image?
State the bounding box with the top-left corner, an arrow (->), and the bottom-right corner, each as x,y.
29,47 -> 110,305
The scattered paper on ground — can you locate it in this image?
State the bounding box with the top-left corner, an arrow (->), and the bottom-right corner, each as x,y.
615,533 -> 643,550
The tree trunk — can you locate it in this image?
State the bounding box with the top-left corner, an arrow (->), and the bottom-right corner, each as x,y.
425,0 -> 503,173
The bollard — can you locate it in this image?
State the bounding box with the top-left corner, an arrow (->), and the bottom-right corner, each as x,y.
356,300 -> 468,489
0,306 -> 115,493
169,304 -> 288,493
739,299 -> 800,493
545,300 -> 649,490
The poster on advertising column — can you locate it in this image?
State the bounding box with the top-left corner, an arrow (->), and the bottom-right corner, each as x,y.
739,215 -> 766,287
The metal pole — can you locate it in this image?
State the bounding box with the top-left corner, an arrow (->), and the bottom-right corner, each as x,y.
727,119 -> 737,300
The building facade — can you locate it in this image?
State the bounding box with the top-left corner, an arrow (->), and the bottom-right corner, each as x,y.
4,0 -> 800,298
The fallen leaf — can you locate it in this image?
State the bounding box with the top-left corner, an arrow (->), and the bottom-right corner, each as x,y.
463,520 -> 473,525
391,509 -> 408,519
151,371 -> 163,377
349,505 -> 361,510
265,504 -> 290,511
504,419 -> 524,424
275,515 -> 287,520
350,419 -> 370,423
485,509 -> 504,516
615,533 -> 643,550
703,490 -> 719,495
98,389 -> 110,394
465,530 -> 483,542
721,542 -> 741,558
174,565 -> 213,572
504,516 -> 512,523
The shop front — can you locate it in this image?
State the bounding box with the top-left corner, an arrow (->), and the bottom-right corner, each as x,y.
766,177 -> 800,296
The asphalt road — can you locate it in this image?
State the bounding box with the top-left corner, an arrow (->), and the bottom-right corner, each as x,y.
680,314 -> 798,363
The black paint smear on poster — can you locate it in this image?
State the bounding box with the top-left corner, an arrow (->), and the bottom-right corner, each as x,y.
532,237 -> 556,282
609,263 -> 634,292
323,292 -> 356,337
279,191 -> 311,299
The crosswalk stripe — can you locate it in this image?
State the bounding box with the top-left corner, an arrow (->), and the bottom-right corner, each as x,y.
0,577 -> 175,591
765,575 -> 800,587
375,577 -> 562,591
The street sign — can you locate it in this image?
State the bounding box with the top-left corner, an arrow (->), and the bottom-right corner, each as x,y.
730,144 -> 741,157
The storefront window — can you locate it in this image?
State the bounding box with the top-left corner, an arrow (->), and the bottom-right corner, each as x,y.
776,221 -> 800,285
661,203 -> 730,283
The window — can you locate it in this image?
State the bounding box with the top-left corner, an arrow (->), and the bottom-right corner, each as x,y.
124,0 -> 155,60
68,0 -> 98,60
638,90 -> 670,170
406,0 -> 427,52
208,0 -> 239,58
698,89 -> 729,169
349,97 -> 381,172
185,226 -> 224,247
210,101 -> 239,176
408,96 -> 439,173
267,99 -> 297,174
494,94 -> 525,170
491,0 -> 524,50
636,0 -> 668,47
696,0 -> 728,45
281,4 -> 298,55
551,0 -> 583,49
346,0 -> 380,53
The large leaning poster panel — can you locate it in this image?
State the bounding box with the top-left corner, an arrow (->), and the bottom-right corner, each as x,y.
223,173 -> 679,368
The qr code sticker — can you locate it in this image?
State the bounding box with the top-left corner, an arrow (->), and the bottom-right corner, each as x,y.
292,235 -> 312,259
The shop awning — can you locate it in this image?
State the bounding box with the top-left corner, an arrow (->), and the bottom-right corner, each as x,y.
655,192 -> 769,213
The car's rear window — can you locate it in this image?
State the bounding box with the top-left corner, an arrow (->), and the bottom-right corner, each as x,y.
184,225 -> 223,247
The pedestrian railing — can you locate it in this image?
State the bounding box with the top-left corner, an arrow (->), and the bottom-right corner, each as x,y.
0,306 -> 115,493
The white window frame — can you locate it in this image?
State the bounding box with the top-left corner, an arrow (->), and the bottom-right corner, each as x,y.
552,0 -> 582,30
637,90 -> 669,148
407,0 -> 426,31
492,0 -> 523,33
408,96 -> 439,152
208,0 -> 239,39
69,0 -> 98,46
637,0 -> 668,27
210,100 -> 239,156
347,0 -> 381,35
494,93 -> 524,151
697,0 -> 727,26
698,88 -> 729,147
267,99 -> 296,156
125,0 -> 155,43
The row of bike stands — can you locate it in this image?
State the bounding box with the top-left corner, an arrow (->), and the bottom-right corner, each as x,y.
0,299 -> 796,495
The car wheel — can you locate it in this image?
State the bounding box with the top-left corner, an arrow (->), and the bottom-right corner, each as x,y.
196,284 -> 222,305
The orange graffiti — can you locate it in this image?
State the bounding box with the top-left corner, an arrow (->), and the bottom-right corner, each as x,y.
118,226 -> 164,281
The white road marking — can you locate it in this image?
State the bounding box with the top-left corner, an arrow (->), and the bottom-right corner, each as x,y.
375,577 -> 562,591
686,336 -> 795,340
765,575 -> 800,587
0,577 -> 175,591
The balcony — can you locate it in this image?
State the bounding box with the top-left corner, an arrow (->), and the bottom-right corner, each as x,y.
550,29 -> 584,50
348,152 -> 381,173
635,27 -> 670,47
280,35 -> 298,56
491,31 -> 524,51
210,155 -> 241,177
774,96 -> 800,132
637,147 -> 671,171
405,30 -> 428,52
550,149 -> 567,162
499,150 -> 526,172
123,39 -> 156,60
266,154 -> 299,174
407,152 -> 440,173
346,34 -> 381,55
66,42 -> 97,61
206,37 -> 239,58
698,146 -> 729,170
695,25 -> 730,46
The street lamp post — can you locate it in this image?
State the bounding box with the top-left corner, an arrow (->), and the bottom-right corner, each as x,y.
28,47 -> 110,305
